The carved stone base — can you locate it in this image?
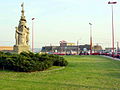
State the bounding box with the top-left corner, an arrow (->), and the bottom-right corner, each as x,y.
13,45 -> 30,54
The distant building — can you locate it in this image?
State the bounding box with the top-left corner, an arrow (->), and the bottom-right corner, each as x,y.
67,43 -> 76,46
105,47 -> 116,52
0,46 -> 13,51
0,46 -> 13,53
60,40 -> 67,47
93,44 -> 102,51
79,44 -> 90,51
41,40 -> 90,54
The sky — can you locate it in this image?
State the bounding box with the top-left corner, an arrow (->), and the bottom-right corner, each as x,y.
0,0 -> 120,49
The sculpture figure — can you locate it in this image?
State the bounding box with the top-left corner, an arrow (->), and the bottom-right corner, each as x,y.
14,3 -> 30,53
15,3 -> 29,46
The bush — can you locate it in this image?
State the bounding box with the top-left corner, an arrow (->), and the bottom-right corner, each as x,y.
53,57 -> 68,66
0,51 -> 68,72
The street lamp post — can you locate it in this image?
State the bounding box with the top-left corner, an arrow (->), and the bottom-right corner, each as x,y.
77,40 -> 79,55
108,1 -> 117,57
89,23 -> 92,55
117,42 -> 119,53
32,18 -> 35,52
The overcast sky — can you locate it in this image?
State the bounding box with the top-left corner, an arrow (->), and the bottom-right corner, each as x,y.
0,0 -> 120,48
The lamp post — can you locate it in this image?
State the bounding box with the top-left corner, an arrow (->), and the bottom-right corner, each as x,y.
77,40 -> 79,55
32,18 -> 35,52
117,42 -> 119,53
108,1 -> 117,57
89,23 -> 92,55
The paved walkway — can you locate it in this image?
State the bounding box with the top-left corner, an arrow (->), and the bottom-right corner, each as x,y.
102,55 -> 120,61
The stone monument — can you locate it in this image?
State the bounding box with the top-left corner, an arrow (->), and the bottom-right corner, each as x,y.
14,3 -> 30,53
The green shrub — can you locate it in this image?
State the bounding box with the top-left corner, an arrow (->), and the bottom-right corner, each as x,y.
0,51 -> 68,72
53,57 -> 68,66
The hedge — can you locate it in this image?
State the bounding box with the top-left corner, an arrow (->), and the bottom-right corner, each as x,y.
0,51 -> 68,72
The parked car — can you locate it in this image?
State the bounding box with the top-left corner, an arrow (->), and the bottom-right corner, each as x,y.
79,52 -> 89,55
114,52 -> 120,58
92,52 -> 100,55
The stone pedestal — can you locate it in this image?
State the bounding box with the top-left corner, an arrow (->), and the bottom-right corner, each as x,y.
14,45 -> 30,54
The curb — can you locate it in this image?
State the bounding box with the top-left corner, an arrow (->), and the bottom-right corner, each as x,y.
101,55 -> 120,61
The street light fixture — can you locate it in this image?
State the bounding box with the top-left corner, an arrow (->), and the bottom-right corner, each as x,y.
89,23 -> 92,55
108,1 -> 117,57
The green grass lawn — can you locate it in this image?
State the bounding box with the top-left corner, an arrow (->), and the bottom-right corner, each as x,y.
0,55 -> 120,90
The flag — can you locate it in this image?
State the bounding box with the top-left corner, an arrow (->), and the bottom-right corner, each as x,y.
108,1 -> 117,4
89,23 -> 92,25
32,18 -> 35,20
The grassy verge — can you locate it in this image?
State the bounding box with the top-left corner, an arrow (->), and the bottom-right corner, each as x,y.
0,55 -> 120,90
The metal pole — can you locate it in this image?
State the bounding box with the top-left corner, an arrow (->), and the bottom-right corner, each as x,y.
77,40 -> 79,55
111,5 -> 115,57
89,23 -> 92,55
108,1 -> 117,57
32,18 -> 35,52
117,42 -> 119,53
